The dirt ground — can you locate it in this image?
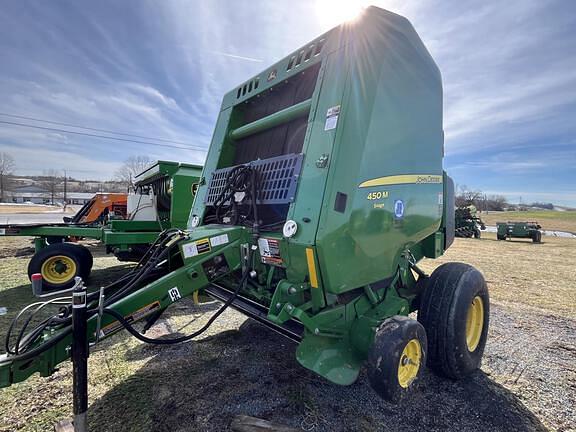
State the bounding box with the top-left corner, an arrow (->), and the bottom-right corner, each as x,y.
0,234 -> 575,432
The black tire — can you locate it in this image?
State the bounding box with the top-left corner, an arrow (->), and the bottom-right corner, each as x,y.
27,243 -> 90,292
418,262 -> 489,379
367,316 -> 427,403
532,231 -> 542,243
496,234 -> 506,241
473,229 -> 481,239
73,244 -> 93,274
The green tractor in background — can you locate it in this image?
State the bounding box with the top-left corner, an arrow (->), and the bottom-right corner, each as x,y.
497,221 -> 542,243
0,6 -> 490,408
455,204 -> 486,238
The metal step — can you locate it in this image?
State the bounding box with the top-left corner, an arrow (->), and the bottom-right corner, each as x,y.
205,283 -> 303,343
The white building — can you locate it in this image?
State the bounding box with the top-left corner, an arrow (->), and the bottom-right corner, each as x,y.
8,186 -> 93,205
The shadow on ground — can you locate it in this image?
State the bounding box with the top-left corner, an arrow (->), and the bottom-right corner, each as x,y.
89,311 -> 547,432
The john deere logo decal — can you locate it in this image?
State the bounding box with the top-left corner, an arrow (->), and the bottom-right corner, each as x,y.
267,69 -> 277,81
394,200 -> 405,219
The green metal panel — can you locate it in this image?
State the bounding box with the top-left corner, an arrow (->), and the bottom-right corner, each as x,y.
135,160 -> 199,183
108,220 -> 161,232
312,12 -> 443,294
170,164 -> 202,229
0,226 -> 103,239
101,231 -> 160,245
229,99 -> 312,140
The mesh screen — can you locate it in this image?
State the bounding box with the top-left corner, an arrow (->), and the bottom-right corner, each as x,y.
204,153 -> 303,206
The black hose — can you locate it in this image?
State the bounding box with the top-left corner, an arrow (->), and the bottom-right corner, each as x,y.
101,248 -> 255,345
5,228 -> 184,356
1,328 -> 72,363
213,165 -> 260,231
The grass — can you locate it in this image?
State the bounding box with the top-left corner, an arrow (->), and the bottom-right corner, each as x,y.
0,239 -> 143,432
480,210 -> 576,232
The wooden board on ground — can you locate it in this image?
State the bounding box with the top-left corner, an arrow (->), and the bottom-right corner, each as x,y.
231,415 -> 300,432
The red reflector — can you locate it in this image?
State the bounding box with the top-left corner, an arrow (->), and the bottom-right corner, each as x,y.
31,273 -> 42,280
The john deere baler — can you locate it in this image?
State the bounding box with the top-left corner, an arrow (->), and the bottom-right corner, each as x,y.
1,7 -> 489,407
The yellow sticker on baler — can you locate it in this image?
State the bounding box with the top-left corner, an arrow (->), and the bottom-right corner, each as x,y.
182,238 -> 211,258
306,248 -> 319,288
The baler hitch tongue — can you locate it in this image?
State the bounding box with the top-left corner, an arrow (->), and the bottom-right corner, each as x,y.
0,226 -> 248,388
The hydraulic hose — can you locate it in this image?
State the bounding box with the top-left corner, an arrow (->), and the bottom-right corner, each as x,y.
213,165 -> 260,231
4,228 -> 184,357
102,247 -> 255,345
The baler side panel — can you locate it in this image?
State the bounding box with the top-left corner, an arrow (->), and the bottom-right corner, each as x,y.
315,12 -> 444,294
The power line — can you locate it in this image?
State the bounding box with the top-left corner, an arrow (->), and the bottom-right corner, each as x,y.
0,120 -> 208,152
0,112 -> 195,146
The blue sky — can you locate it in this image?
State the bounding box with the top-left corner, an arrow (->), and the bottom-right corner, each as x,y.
0,1 -> 575,206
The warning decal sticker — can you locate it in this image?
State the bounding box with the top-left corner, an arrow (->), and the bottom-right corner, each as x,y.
210,234 -> 229,247
324,105 -> 340,131
258,237 -> 283,266
182,238 -> 212,258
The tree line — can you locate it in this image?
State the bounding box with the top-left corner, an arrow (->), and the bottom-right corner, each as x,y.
456,185 -> 555,211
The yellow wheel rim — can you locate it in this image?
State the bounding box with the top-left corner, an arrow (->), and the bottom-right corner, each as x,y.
466,296 -> 484,352
397,338 -> 422,388
40,255 -> 77,285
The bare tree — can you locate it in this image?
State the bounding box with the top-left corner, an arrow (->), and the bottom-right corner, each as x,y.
115,156 -> 152,188
455,185 -> 482,208
456,184 -> 509,211
41,169 -> 62,205
0,152 -> 15,202
487,195 -> 508,211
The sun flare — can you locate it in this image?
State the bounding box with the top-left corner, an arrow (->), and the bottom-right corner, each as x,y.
315,0 -> 368,28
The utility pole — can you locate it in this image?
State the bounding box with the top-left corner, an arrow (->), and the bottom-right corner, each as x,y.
63,170 -> 68,211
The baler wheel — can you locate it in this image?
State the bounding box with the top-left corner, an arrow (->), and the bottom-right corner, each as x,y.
28,243 -> 90,292
418,262 -> 489,379
367,316 -> 427,403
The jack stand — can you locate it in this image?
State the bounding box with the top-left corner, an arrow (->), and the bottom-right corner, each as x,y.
71,277 -> 89,432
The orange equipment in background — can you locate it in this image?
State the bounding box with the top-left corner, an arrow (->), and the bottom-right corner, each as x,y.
64,193 -> 127,224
